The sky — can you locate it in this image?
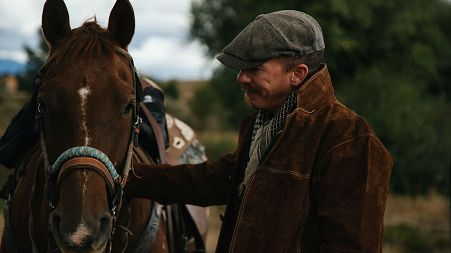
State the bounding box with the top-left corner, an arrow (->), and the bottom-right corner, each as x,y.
0,0 -> 218,80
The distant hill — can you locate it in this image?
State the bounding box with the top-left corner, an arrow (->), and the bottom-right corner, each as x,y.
0,59 -> 25,74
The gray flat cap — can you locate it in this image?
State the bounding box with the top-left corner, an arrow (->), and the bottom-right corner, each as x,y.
217,10 -> 325,70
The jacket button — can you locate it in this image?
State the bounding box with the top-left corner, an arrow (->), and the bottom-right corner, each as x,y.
219,214 -> 225,221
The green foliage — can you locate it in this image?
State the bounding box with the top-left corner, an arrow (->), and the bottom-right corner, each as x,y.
161,80 -> 180,99
338,66 -> 451,195
190,82 -> 220,127
384,223 -> 450,253
189,0 -> 451,195
190,68 -> 252,130
197,131 -> 238,161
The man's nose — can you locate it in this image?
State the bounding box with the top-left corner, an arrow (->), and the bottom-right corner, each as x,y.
237,70 -> 252,84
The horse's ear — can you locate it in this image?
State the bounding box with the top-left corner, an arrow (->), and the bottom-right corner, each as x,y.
108,0 -> 135,49
41,0 -> 71,48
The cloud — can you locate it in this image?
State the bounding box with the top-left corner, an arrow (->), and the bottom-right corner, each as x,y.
0,0 -> 41,38
130,36 -> 218,80
0,50 -> 27,63
0,0 -> 215,80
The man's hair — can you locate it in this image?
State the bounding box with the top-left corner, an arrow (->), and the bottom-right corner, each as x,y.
283,49 -> 324,74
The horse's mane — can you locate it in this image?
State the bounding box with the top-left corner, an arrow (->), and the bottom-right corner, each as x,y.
49,20 -> 115,66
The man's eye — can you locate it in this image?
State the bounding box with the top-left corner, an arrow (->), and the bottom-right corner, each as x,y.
251,66 -> 263,73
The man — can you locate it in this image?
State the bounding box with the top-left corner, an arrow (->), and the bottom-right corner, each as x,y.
124,10 -> 393,253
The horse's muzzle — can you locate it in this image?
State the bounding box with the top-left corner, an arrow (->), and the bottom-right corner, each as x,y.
49,157 -> 117,252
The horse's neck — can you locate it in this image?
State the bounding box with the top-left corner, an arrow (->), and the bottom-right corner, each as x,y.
7,142 -> 50,252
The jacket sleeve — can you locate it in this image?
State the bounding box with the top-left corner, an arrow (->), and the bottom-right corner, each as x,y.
123,152 -> 236,206
316,134 -> 393,253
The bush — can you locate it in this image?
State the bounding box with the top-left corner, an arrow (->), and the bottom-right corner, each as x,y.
197,131 -> 238,161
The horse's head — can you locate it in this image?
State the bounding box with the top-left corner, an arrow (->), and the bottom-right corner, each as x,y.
38,0 -> 138,251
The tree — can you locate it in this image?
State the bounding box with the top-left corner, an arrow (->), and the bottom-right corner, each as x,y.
17,30 -> 48,94
161,80 -> 180,100
189,0 -> 451,195
191,0 -> 451,95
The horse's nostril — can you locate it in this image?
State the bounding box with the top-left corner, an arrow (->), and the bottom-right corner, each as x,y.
99,215 -> 112,233
100,216 -> 111,226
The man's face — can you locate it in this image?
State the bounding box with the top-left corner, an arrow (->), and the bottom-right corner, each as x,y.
237,58 -> 293,112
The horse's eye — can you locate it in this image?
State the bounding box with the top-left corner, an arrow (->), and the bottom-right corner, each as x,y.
123,102 -> 134,114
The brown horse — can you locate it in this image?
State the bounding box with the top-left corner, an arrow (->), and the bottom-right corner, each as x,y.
0,0 -> 205,252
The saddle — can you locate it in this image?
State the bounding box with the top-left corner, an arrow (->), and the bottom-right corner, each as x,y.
139,77 -> 208,252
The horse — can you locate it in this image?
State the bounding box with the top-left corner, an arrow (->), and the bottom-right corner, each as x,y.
0,0 -> 206,252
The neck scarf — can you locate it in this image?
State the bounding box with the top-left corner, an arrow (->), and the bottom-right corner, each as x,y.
240,87 -> 298,193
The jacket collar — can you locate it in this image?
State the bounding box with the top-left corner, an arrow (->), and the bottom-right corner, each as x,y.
296,64 -> 334,113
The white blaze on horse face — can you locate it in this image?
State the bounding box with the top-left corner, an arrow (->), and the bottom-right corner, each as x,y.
82,169 -> 88,206
69,222 -> 91,246
78,87 -> 91,145
68,169 -> 90,245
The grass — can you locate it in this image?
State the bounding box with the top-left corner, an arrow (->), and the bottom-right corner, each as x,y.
383,193 -> 450,253
384,192 -> 450,231
384,223 -> 450,253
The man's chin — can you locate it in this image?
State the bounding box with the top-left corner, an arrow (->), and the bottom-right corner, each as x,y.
244,93 -> 261,110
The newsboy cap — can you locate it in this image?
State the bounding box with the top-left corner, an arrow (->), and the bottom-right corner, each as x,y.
217,10 -> 325,70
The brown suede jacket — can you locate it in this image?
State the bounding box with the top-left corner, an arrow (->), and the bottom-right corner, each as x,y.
125,65 -> 393,253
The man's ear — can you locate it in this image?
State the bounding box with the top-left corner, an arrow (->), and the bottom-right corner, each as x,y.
290,63 -> 309,87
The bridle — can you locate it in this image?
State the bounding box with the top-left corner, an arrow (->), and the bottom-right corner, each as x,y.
35,47 -> 144,251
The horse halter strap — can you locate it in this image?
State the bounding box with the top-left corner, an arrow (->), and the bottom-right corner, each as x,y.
39,46 -> 143,215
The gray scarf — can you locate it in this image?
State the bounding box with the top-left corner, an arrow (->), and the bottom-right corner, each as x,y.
240,88 -> 298,193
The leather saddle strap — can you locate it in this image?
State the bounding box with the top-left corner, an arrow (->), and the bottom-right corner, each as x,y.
139,102 -> 166,164
133,146 -> 152,164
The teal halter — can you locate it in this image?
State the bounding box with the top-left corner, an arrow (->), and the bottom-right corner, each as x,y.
51,146 -> 120,181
